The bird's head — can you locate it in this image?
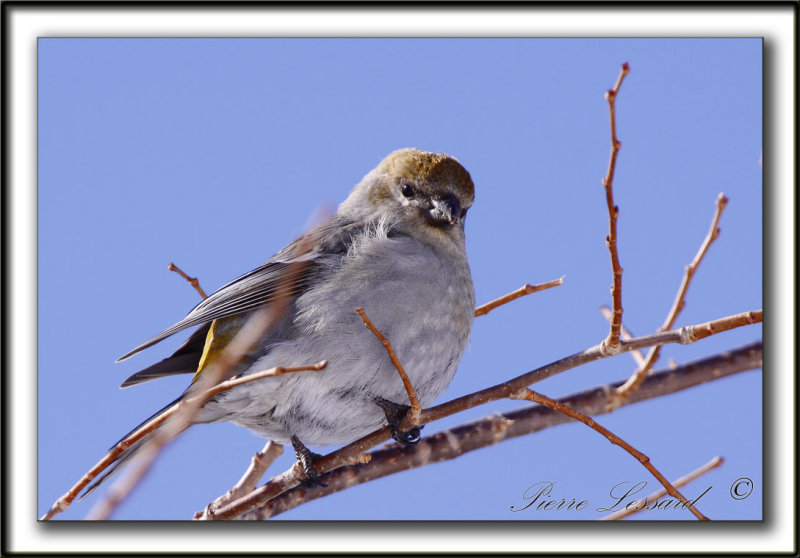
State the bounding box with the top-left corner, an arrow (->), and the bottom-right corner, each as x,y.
340,148 -> 475,250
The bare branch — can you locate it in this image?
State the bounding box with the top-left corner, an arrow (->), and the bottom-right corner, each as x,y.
664,193 -> 729,327
168,262 -> 208,299
197,441 -> 284,519
601,456 -> 724,520
681,309 -> 762,343
42,231 -> 320,520
600,62 -> 631,354
615,193 -> 729,401
204,312 -> 761,521
600,305 -> 646,367
234,342 -> 760,520
356,307 -> 421,423
205,361 -> 328,399
420,309 -> 761,426
475,277 -> 564,317
38,361 -> 324,520
509,389 -> 708,520
86,230 -> 318,519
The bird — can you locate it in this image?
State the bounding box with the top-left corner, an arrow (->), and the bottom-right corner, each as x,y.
83,147 -> 476,495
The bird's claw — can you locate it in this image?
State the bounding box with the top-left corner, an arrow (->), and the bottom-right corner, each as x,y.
374,397 -> 423,446
394,424 -> 423,445
291,435 -> 328,487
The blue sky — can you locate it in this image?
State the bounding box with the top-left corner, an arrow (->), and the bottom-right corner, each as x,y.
37,38 -> 762,521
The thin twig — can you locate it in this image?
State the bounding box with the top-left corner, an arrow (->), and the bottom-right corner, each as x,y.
615,193 -> 729,401
600,62 -> 631,355
204,309 -> 760,521
600,305 -> 646,367
86,308 -> 318,519
90,262 -> 213,518
85,230 -> 318,520
474,277 -> 563,317
510,388 -> 709,520
204,361 -> 328,399
85,405 -> 188,520
601,456 -> 725,520
681,310 -> 761,342
168,262 -> 208,299
200,273 -> 565,517
663,193 -> 729,327
420,309 -> 761,425
234,342 -> 759,520
43,228 -> 321,520
356,307 -> 421,423
196,278 -> 559,519
197,441 -> 285,519
41,361 -> 324,520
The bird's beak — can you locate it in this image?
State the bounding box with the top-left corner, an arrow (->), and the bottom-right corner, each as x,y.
429,194 -> 461,226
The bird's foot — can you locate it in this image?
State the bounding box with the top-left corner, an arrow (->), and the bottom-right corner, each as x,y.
374,397 -> 423,445
290,435 -> 327,487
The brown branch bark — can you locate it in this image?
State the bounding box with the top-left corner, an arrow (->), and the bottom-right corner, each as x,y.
42,236 -> 318,521
84,233 -> 316,519
615,193 -> 729,401
40,361 -> 324,521
203,310 -> 761,521
168,262 -> 208,299
474,277 -> 563,317
600,305 -> 646,367
601,456 -> 724,521
235,341 -> 761,520
601,62 -> 631,354
356,307 -> 422,422
418,309 -> 760,427
198,441 -> 285,518
509,389 -> 708,520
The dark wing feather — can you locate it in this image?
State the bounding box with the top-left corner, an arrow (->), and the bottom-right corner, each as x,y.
119,323 -> 211,387
79,393 -> 185,499
116,217 -> 360,363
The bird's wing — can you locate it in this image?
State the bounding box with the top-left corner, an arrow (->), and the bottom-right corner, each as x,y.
119,323 -> 211,387
116,218 -> 358,363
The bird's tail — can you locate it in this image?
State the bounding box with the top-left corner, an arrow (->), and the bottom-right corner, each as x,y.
78,394 -> 185,500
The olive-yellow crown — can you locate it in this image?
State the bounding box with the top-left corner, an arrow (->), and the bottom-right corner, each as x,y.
375,148 -> 474,207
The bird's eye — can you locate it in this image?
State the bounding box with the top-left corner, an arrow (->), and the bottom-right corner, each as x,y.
401,183 -> 415,198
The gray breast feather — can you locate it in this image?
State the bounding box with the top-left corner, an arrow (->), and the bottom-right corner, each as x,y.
196,231 -> 475,446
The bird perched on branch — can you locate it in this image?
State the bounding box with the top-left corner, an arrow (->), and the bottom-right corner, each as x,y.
84,147 -> 476,494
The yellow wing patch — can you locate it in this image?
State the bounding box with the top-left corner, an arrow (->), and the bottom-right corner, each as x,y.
193,315 -> 245,383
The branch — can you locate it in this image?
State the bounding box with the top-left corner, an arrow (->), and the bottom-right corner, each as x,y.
42,234 -> 320,520
600,305 -> 646,367
198,441 -> 285,518
601,62 -> 631,354
168,262 -> 208,299
41,361 -> 324,520
86,232 -> 317,519
474,277 -> 563,317
601,456 -> 724,521
356,307 -> 421,423
198,278 -> 556,518
203,308 -> 761,521
509,389 -> 708,520
615,193 -> 729,401
663,193 -> 729,327
419,309 -> 761,426
235,341 -> 760,519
